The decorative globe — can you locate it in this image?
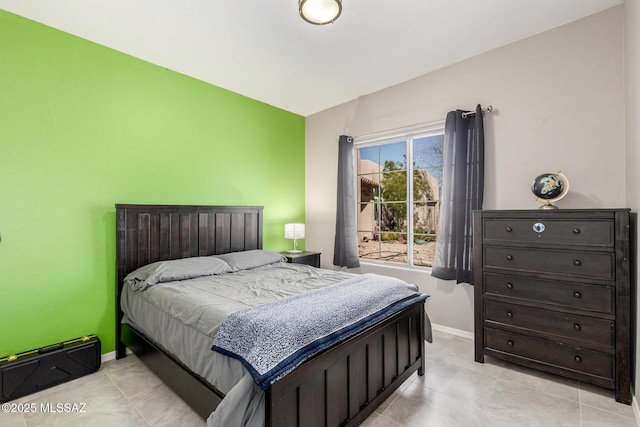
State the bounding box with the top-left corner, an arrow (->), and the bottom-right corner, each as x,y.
531,172 -> 569,210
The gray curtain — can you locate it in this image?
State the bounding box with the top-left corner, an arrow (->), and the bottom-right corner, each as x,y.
334,135 -> 360,268
431,105 -> 484,284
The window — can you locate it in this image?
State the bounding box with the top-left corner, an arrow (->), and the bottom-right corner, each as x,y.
356,125 -> 444,267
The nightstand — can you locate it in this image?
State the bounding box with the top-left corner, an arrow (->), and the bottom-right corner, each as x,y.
281,251 -> 321,268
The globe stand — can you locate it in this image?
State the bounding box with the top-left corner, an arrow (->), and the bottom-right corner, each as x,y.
537,199 -> 560,210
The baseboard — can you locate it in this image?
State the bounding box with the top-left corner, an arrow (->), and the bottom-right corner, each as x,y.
431,323 -> 474,340
101,351 -> 116,363
632,390 -> 640,427
100,348 -> 131,364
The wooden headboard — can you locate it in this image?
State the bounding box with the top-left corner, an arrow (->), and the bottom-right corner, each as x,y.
115,204 -> 263,283
115,204 -> 263,350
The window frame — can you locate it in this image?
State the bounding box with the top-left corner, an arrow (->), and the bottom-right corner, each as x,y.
354,122 -> 445,268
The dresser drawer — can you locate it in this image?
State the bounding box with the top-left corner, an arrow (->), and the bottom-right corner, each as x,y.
483,219 -> 613,247
485,328 -> 614,380
484,273 -> 614,313
484,246 -> 614,280
485,300 -> 614,349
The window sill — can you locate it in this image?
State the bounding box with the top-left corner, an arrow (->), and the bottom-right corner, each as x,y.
359,259 -> 433,274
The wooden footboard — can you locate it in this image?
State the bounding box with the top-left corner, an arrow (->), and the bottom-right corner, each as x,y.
266,300 -> 425,427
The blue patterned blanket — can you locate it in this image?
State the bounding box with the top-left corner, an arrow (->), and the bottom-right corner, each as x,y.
211,273 -> 428,390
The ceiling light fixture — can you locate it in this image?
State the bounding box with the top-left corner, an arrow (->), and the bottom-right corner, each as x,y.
299,0 -> 342,25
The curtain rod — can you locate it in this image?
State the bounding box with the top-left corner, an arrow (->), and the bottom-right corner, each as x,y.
461,105 -> 494,118
342,105 -> 495,143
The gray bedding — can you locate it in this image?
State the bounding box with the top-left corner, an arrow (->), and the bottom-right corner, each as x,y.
120,261 -> 354,426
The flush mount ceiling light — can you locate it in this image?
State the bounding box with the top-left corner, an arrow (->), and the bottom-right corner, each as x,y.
299,0 -> 342,25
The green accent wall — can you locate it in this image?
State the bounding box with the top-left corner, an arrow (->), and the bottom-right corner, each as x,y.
0,11 -> 305,356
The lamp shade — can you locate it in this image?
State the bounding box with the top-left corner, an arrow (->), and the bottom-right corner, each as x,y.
299,0 -> 342,25
284,223 -> 305,240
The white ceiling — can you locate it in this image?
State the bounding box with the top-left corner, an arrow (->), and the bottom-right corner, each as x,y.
0,0 -> 623,116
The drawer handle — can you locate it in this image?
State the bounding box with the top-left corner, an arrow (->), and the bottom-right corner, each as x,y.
507,340 -> 514,347
574,323 -> 581,331
506,255 -> 513,261
506,282 -> 513,289
505,226 -> 513,232
573,291 -> 582,299
573,260 -> 581,266
573,228 -> 581,234
506,311 -> 513,318
574,355 -> 582,363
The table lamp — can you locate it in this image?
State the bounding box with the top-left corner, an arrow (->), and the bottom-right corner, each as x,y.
284,223 -> 305,253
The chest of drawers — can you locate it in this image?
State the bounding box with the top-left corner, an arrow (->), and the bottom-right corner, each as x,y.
473,209 -> 631,404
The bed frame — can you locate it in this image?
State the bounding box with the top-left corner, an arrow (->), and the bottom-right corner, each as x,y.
115,204 -> 425,426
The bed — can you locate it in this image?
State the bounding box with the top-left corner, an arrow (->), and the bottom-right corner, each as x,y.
115,204 -> 427,426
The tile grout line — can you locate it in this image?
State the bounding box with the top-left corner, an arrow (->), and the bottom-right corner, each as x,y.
579,395 -> 584,427
494,375 -> 580,406
579,401 -> 636,420
474,373 -> 503,426
578,381 -> 636,421
103,370 -> 153,427
477,356 -> 500,421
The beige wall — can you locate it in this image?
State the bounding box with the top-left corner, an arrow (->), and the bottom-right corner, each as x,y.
306,6 -> 624,335
624,0 -> 640,409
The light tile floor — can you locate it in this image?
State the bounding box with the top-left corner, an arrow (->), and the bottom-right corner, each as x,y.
1,330 -> 636,426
